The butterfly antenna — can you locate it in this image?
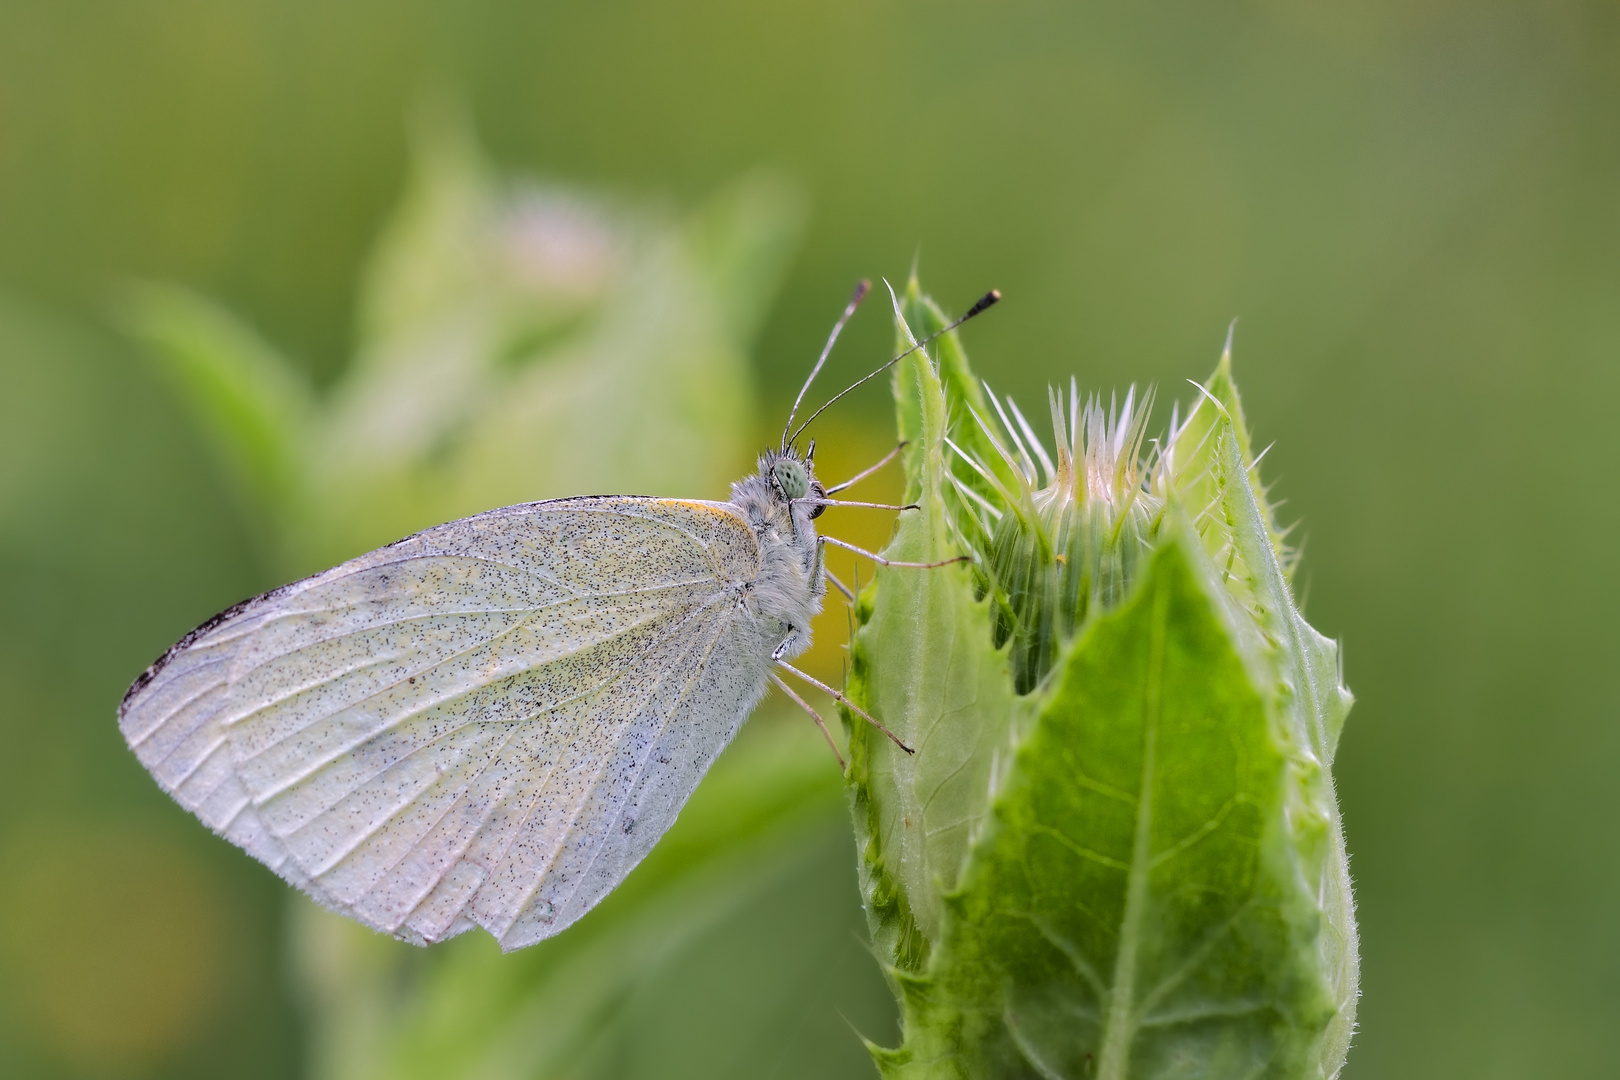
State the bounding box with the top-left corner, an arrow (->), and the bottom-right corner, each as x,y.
788,288 -> 1000,447
782,280 -> 872,453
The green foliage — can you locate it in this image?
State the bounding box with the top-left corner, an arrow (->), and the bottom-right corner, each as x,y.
119,114 -> 906,1080
121,106 -> 804,575
848,282 -> 1357,1078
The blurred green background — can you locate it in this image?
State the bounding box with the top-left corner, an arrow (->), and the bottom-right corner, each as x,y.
3,1 -> 1618,1077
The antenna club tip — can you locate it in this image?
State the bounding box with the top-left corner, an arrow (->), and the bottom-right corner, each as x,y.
853,278 -> 872,299
965,289 -> 1002,319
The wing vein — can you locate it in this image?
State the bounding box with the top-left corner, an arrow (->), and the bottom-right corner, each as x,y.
488,596 -> 732,936
538,601 -> 738,924
225,578 -> 721,710
247,593 -> 717,801
311,722 -> 524,882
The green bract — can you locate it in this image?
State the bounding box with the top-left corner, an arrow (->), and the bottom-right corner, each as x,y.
847,278 -> 1358,1079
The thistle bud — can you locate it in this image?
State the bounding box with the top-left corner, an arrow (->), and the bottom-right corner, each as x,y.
847,279 -> 1358,1079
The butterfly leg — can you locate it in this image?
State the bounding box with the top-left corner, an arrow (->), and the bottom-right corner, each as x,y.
769,674 -> 846,770
772,626 -> 801,661
821,534 -> 970,570
775,660 -> 913,755
825,441 -> 907,494
823,567 -> 855,601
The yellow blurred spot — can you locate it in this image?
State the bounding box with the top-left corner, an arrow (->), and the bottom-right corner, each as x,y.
795,414 -> 904,688
0,819 -> 233,1072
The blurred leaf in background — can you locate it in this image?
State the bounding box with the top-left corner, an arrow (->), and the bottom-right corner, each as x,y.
0,294 -> 295,1079
0,105 -> 909,1079
117,108 -> 909,1080
119,103 -> 803,573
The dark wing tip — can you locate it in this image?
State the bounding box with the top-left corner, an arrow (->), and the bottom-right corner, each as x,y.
117,584 -> 292,719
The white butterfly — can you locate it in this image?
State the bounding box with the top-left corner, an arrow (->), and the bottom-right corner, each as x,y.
118,283 -> 996,951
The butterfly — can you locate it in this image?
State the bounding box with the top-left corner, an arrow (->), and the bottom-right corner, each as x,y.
118,281 -> 998,951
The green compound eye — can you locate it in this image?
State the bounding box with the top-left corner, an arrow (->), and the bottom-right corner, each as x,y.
772,459 -> 810,500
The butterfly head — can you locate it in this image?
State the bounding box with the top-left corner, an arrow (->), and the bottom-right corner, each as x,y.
764,445 -> 826,520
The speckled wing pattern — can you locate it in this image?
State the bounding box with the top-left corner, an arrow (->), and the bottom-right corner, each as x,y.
118,497 -> 773,951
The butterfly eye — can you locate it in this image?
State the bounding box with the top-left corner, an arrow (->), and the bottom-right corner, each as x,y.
772,460 -> 810,501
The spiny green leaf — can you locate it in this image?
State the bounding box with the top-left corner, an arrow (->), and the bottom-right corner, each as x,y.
880,532 -> 1338,1080
1169,343 -> 1291,573
847,285 -> 1016,964
1212,424 -> 1358,1072
895,273 -> 1006,497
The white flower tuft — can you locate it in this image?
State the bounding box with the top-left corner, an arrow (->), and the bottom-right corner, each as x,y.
944,378 -> 1285,693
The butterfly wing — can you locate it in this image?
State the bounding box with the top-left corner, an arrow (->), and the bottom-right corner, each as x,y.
118,496 -> 774,950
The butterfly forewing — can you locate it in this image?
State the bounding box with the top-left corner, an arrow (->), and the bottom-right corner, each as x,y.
119,497 -> 772,950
